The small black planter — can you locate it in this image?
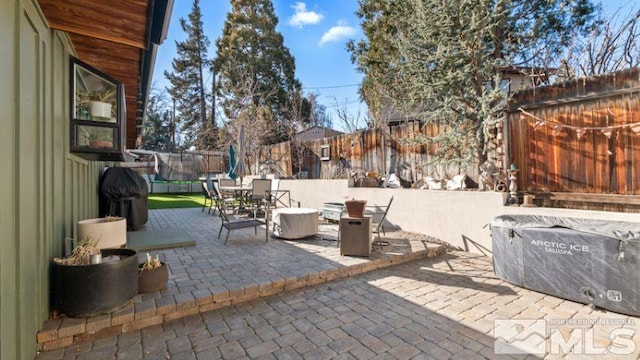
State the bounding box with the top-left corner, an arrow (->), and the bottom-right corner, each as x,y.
138,262 -> 169,293
51,248 -> 138,317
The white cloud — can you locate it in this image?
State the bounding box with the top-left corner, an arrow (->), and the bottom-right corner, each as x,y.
288,2 -> 324,28
319,21 -> 356,46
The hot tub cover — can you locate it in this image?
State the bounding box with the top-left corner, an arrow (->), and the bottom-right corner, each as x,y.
491,214 -> 640,316
491,215 -> 640,242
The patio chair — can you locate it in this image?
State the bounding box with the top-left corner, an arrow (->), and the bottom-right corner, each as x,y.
371,196 -> 394,250
268,178 -> 292,208
210,180 -> 236,215
218,178 -> 237,199
247,179 -> 272,217
215,198 -> 269,245
200,181 -> 214,214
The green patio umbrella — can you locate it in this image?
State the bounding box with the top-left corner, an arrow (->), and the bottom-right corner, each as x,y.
228,144 -> 237,180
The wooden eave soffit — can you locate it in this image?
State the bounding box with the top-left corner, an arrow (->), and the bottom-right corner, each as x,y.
38,0 -> 148,49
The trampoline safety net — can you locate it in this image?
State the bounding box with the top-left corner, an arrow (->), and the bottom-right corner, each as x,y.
155,153 -> 203,181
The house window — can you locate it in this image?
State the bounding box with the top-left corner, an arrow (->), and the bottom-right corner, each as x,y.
70,56 -> 125,161
320,145 -> 330,160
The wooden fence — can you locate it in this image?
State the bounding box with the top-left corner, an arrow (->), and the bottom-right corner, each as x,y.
506,67 -> 640,212
255,68 -> 640,212
257,122 -> 478,186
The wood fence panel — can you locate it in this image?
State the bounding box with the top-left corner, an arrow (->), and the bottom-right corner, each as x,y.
593,102 -> 609,193
633,96 -> 640,195
256,121 -> 491,186
570,103 -> 586,193
510,114 -> 528,186
545,113 -> 556,192
259,142 -> 291,177
582,105 -> 594,192
622,98 -> 632,194
524,112 -> 535,191
508,68 -> 640,210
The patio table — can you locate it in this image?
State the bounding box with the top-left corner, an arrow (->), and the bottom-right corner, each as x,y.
219,185 -> 251,209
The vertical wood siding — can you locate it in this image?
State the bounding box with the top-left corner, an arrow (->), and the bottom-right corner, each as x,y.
0,2 -> 104,358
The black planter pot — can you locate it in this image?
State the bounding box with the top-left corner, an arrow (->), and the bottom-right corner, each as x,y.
51,248 -> 138,318
138,262 -> 169,293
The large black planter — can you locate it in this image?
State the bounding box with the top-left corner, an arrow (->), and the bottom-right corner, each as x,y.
51,248 -> 138,317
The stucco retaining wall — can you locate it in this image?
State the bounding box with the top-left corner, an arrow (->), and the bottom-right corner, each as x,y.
280,179 -> 640,255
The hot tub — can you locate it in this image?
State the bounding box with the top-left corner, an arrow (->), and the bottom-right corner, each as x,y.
491,215 -> 640,316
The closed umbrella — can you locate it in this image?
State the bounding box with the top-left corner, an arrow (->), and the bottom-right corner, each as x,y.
230,126 -> 247,185
228,144 -> 237,180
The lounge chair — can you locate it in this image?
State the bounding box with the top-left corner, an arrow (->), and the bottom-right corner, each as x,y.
215,198 -> 269,245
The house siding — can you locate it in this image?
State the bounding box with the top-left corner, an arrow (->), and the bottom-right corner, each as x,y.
1,1 -> 104,358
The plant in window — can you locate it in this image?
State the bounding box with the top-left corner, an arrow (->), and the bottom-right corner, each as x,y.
88,87 -> 116,120
83,126 -> 113,148
77,87 -> 116,120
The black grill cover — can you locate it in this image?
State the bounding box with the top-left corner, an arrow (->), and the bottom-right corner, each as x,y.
99,167 -> 148,230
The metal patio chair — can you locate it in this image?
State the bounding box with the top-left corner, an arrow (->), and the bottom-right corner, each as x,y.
246,179 -> 272,218
215,198 -> 269,245
371,196 -> 394,250
200,180 -> 214,214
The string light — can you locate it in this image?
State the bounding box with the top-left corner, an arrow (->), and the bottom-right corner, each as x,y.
601,128 -> 614,139
533,120 -> 545,130
518,108 -> 640,137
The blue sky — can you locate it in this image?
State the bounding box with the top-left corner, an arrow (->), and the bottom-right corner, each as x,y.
152,1 -> 365,131
151,0 -> 636,131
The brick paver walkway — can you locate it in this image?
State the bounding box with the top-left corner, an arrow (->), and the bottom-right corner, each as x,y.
36,208 -> 445,352
37,247 -> 640,359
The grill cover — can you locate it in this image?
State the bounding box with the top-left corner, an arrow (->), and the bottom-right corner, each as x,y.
100,167 -> 148,230
491,215 -> 640,316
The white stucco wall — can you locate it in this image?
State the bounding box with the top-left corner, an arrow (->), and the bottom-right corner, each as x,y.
279,179 -> 640,256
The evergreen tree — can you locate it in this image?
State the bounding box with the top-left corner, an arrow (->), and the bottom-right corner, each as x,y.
214,0 -> 302,145
164,0 -> 217,150
142,88 -> 174,151
305,93 -> 332,129
346,0 -> 403,124
349,0 -> 600,167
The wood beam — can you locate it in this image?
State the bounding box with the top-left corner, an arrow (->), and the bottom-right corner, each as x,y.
49,23 -> 145,49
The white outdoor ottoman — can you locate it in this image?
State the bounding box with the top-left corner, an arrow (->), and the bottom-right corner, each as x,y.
271,208 -> 319,239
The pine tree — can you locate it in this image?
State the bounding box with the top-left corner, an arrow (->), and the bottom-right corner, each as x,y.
346,0 -> 403,124
142,87 -> 174,151
305,93 -> 332,129
214,0 -> 302,145
164,0 -> 217,150
349,0 -> 600,167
